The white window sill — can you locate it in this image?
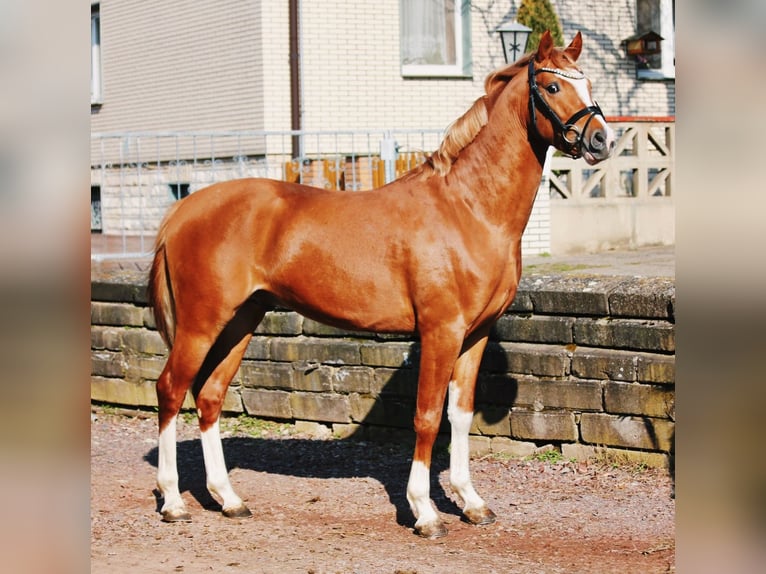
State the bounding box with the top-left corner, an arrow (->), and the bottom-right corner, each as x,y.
401,64 -> 471,79
636,69 -> 675,81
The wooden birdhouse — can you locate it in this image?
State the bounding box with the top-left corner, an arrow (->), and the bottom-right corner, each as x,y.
624,31 -> 664,56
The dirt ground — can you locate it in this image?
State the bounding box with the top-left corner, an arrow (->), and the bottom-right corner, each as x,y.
91,407 -> 675,573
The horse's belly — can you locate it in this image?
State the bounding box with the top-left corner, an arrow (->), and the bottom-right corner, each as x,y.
263,253 -> 416,334
273,286 -> 417,334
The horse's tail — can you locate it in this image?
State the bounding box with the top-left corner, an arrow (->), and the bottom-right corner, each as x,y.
148,203 -> 181,349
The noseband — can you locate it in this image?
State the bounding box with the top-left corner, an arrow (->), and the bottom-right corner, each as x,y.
527,58 -> 604,159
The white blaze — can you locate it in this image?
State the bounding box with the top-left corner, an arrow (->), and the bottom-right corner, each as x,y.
560,75 -> 595,108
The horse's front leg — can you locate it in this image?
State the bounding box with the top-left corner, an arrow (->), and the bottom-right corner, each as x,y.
407,329 -> 463,539
448,334 -> 496,526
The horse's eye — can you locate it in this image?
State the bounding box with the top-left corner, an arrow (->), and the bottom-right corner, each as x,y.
545,83 -> 560,95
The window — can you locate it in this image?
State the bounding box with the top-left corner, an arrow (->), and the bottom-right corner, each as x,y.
400,0 -> 471,78
636,0 -> 675,80
91,186 -> 102,232
169,183 -> 190,201
91,4 -> 102,104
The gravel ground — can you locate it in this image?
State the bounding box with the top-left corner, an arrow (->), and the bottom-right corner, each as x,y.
91,407 -> 675,573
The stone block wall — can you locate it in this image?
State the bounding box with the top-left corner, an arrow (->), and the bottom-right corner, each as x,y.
91,272 -> 675,467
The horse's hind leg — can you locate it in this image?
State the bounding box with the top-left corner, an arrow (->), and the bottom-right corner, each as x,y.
156,301 -> 263,522
194,301 -> 265,518
156,336 -> 210,522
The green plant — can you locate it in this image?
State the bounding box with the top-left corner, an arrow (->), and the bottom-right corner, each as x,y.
523,262 -> 596,273
484,450 -> 515,462
527,449 -> 564,463
590,446 -> 654,473
517,0 -> 565,51
180,411 -> 197,425
633,461 -> 649,474
221,414 -> 290,438
96,403 -> 117,416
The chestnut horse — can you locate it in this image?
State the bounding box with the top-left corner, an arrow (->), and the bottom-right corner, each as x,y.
149,31 -> 614,539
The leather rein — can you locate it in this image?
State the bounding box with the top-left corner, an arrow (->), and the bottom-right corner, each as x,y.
527,58 -> 604,159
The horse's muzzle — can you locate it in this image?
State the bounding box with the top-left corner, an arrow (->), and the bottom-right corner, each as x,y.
582,120 -> 615,165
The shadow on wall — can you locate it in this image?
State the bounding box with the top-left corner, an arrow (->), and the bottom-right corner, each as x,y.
143,338 -> 517,529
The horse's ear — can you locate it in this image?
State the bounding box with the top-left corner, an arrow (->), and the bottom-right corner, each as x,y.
535,30 -> 554,62
564,31 -> 583,62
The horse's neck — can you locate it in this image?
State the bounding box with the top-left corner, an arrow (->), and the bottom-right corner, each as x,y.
443,106 -> 547,234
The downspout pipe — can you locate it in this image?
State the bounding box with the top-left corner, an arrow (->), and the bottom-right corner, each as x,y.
289,0 -> 302,159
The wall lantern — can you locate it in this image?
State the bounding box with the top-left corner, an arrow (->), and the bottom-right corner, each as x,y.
624,30 -> 663,56
496,20 -> 532,64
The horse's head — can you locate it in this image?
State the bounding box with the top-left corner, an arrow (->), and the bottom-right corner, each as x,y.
526,31 -> 614,165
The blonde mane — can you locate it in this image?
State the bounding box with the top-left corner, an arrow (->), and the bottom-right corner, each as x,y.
409,53 -> 536,179
426,97 -> 488,176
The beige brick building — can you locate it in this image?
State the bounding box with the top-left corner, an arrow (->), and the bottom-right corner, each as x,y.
91,0 -> 674,135
91,0 -> 675,255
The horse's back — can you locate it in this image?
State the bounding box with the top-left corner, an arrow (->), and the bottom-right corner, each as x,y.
160,178 -> 419,332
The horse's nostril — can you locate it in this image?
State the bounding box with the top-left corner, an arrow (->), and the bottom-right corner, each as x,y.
591,130 -> 606,150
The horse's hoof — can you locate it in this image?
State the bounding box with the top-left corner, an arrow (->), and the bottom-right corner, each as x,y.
161,509 -> 192,523
415,520 -> 448,539
463,506 -> 497,526
222,504 -> 252,519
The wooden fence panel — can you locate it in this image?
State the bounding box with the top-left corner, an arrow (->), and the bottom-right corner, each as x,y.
549,120 -> 674,201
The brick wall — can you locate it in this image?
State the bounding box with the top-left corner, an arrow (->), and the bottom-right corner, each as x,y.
92,0 -> 672,139
91,271 -> 675,468
555,0 -> 676,116
297,0 -> 674,132
91,0 -> 267,134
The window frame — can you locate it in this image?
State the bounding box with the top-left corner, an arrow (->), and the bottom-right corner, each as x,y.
169,183 -> 191,201
400,0 -> 472,79
636,0 -> 675,81
91,3 -> 103,104
91,185 -> 102,232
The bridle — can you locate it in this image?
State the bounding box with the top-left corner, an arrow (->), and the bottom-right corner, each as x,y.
527,58 -> 604,159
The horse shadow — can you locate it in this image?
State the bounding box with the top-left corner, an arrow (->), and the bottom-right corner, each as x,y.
143,334 -> 517,530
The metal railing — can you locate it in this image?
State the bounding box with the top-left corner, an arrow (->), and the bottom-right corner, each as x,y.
90,129 -> 443,259
91,120 -> 674,259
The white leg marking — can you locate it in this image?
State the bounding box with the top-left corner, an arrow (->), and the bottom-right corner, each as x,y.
157,415 -> 186,516
200,419 -> 245,513
447,382 -> 486,513
406,460 -> 439,528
